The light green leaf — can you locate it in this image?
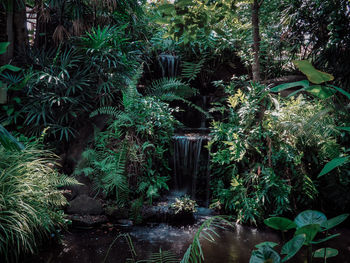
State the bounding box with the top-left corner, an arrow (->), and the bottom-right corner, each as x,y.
264,217 -> 296,231
313,248 -> 338,258
294,224 -> 320,245
281,234 -> 306,262
318,157 -> 349,178
305,85 -> 336,99
337,127 -> 350,132
293,60 -> 334,84
0,64 -> 21,73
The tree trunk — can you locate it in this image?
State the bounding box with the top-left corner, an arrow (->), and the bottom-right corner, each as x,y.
13,0 -> 28,58
252,0 -> 261,82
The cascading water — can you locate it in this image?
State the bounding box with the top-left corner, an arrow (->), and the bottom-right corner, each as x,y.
159,54 -> 179,78
173,133 -> 211,206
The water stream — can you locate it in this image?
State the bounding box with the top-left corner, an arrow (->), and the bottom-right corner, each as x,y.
159,54 -> 179,78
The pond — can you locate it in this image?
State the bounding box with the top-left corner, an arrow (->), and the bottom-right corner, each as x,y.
26,215 -> 350,263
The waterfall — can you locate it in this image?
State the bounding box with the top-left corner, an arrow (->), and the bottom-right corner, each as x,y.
173,133 -> 210,206
159,54 -> 179,78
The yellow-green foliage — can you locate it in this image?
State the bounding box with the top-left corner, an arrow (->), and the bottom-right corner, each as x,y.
0,142 -> 78,262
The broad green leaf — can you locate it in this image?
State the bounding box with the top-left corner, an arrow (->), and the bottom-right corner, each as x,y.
305,85 -> 336,99
313,248 -> 338,258
264,217 -> 296,231
328,84 -> 350,100
293,60 -> 334,84
311,233 -> 340,244
0,42 -> 9,54
295,224 -> 320,245
294,210 -> 327,228
318,157 -> 349,178
255,242 -> 279,249
249,245 -> 281,263
281,234 -> 306,262
321,214 -> 349,231
270,80 -> 309,92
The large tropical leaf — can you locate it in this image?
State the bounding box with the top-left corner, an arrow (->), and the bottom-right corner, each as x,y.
269,80 -> 309,93
321,214 -> 349,231
255,242 -> 279,249
313,248 -> 338,259
294,224 -> 320,245
293,60 -> 334,84
264,217 -> 296,231
249,245 -> 281,263
281,234 -> 306,262
318,157 -> 349,178
294,210 -> 327,228
305,85 -> 336,99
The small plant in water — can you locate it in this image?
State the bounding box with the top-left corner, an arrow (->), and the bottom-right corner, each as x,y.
250,210 -> 349,263
170,195 -> 198,214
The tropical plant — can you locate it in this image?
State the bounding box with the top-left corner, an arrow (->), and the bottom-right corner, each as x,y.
170,196 -> 198,215
0,140 -> 79,262
250,210 -> 349,263
0,124 -> 24,151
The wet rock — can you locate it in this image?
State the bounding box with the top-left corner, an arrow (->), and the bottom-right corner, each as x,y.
67,195 -> 103,215
116,219 -> 133,228
67,214 -> 108,227
104,206 -> 129,220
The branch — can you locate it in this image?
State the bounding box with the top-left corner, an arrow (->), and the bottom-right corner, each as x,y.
258,0 -> 264,8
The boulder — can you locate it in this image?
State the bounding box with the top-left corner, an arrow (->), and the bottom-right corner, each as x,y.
67,214 -> 108,227
67,194 -> 103,215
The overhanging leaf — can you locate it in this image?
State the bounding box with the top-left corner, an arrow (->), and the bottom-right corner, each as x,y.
328,84 -> 350,100
293,60 -> 334,84
318,157 -> 349,178
270,80 -> 309,93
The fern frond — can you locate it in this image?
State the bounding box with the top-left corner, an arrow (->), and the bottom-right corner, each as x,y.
147,249 -> 178,263
149,77 -> 197,100
52,174 -> 81,188
90,106 -> 122,118
181,60 -> 205,81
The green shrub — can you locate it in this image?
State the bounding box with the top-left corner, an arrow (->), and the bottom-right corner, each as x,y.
209,81 -> 341,224
0,141 -> 78,262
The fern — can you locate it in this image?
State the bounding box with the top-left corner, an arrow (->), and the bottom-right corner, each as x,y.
181,59 -> 205,81
148,77 -> 197,100
52,174 -> 81,188
90,106 -> 122,118
147,249 -> 178,263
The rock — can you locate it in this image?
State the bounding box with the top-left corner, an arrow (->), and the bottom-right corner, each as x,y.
104,206 -> 129,220
116,219 -> 133,228
67,214 -> 108,227
67,195 -> 103,215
